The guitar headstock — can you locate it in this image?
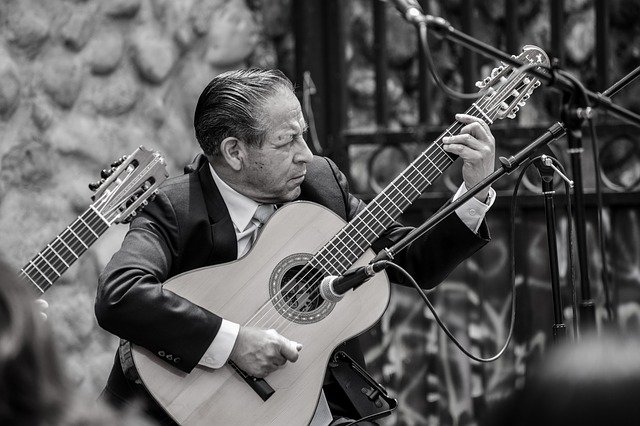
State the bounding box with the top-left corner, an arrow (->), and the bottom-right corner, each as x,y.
474,45 -> 550,121
89,146 -> 168,224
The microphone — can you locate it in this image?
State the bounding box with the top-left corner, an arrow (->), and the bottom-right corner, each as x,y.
388,0 -> 427,25
320,261 -> 389,302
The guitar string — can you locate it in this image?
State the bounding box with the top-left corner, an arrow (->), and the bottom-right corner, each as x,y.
261,135 -> 462,333
19,206 -> 113,293
268,65 -> 538,330
246,112 -> 478,332
250,87 -> 510,335
274,81 -> 535,330
21,156 -> 166,292
19,162 -> 154,292
246,96 -> 497,331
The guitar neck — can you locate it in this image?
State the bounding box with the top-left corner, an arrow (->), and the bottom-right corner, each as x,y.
310,105 -> 490,275
20,206 -> 111,294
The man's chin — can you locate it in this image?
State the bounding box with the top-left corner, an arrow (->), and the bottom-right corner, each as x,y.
284,186 -> 302,201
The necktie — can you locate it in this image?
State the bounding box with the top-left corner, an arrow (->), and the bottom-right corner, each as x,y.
237,204 -> 277,258
252,204 -> 276,229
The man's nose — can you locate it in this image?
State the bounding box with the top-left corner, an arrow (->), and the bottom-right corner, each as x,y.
295,139 -> 314,163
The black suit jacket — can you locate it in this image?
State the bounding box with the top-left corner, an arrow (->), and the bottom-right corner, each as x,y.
96,154 -> 489,406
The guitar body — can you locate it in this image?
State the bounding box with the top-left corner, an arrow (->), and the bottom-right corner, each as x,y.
131,202 -> 391,425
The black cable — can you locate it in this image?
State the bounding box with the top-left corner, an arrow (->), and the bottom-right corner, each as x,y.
417,21 -> 482,100
375,154 -> 578,364
417,22 -> 553,103
383,256 -> 516,363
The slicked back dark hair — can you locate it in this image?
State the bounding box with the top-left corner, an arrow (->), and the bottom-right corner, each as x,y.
194,68 -> 295,156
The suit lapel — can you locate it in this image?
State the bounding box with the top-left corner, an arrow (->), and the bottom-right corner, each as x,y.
195,156 -> 238,264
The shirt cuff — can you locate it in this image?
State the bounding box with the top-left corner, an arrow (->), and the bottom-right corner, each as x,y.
198,319 -> 240,369
453,182 -> 496,234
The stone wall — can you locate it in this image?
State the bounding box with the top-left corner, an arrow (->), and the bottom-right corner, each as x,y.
0,0 -> 292,399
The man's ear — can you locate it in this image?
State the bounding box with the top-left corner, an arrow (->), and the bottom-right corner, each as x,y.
219,137 -> 244,171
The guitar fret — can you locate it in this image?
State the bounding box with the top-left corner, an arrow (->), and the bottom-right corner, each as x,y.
372,202 -> 395,222
48,243 -> 70,268
327,253 -> 348,271
435,143 -> 449,156
67,226 -> 89,249
392,182 -> 412,203
339,232 -> 363,257
20,269 -> 45,293
358,218 -> 380,239
402,176 -> 421,195
311,261 -> 332,276
425,156 -> 442,173
39,253 -> 61,277
79,217 -> 100,238
381,193 -> 402,213
316,250 -> 346,273
411,164 -> 431,186
350,223 -> 370,245
28,260 -> 53,286
364,209 -> 385,228
57,235 -> 79,259
89,205 -> 110,226
471,102 -> 493,124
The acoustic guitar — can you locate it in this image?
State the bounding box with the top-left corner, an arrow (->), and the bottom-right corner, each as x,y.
19,146 -> 168,295
132,46 -> 549,425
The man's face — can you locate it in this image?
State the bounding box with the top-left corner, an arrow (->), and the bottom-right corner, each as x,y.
240,89 -> 313,203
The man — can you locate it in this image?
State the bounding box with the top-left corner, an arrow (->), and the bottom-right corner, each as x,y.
96,68 -> 495,425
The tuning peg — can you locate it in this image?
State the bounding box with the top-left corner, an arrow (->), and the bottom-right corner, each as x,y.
89,178 -> 106,191
490,67 -> 503,78
101,168 -> 115,179
110,155 -> 128,168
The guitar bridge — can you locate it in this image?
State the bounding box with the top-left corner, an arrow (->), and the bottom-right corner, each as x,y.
228,360 -> 275,401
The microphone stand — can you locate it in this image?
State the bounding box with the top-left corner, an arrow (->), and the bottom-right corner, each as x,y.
562,90 -> 596,329
395,10 -> 640,335
372,122 -> 568,264
534,155 -> 573,343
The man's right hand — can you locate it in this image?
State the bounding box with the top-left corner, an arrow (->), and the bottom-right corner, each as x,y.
228,326 -> 302,378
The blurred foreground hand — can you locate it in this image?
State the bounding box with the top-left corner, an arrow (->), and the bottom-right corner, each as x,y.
34,298 -> 49,321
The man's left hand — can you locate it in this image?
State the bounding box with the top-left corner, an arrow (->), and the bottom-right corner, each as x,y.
442,113 -> 495,202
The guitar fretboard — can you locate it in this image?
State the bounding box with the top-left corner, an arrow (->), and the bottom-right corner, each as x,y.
309,103 -> 493,276
20,207 -> 110,294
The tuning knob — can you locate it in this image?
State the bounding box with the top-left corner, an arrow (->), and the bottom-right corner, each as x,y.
101,168 -> 115,179
89,178 -> 106,191
111,155 -> 128,168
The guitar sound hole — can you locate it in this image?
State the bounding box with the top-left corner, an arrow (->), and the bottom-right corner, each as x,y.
281,265 -> 323,313
269,253 -> 335,324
